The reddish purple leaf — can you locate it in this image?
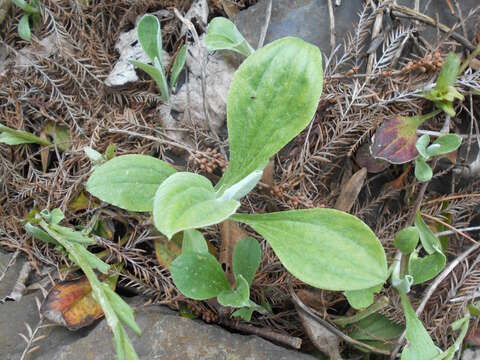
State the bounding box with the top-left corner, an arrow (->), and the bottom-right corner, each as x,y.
355,143 -> 389,173
371,116 -> 421,164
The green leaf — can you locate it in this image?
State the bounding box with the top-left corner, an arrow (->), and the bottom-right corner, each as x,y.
394,227 -> 419,255
436,53 -> 460,93
48,224 -> 94,245
232,236 -> 261,286
170,45 -> 187,91
25,223 -> 58,245
415,157 -> 433,182
13,0 -> 39,14
416,134 -> 430,159
217,274 -> 250,308
84,146 -> 103,163
231,300 -> 268,321
348,313 -> 403,342
400,291 -> 441,360
50,208 -> 65,224
182,229 -> 208,254
102,283 -> 142,336
44,122 -> 71,152
217,170 -> 263,201
131,60 -> 169,102
232,209 -> 388,291
86,154 -> 176,212
414,211 -> 442,255
426,134 -> 462,158
153,172 -> 240,239
408,251 -> 446,285
137,14 -> 162,63
170,252 -> 231,300
205,17 -> 254,57
18,14 -> 31,41
434,315 -> 469,360
217,37 -> 323,190
0,124 -> 51,146
344,284 -> 382,310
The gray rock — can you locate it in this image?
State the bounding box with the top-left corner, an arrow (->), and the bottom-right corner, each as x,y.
0,251 -> 27,300
0,293 -> 91,360
35,304 -> 314,360
234,0 -> 363,54
234,0 -> 480,56
462,348 -> 480,360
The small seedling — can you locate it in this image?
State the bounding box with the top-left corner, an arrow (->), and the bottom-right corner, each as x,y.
24,208 -> 141,360
414,133 -> 462,182
423,52 -> 464,116
205,17 -> 254,57
131,15 -> 187,102
13,0 -> 40,41
0,124 -> 51,146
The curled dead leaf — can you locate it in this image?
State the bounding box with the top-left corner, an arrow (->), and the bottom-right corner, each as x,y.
41,274 -> 118,330
335,167 -> 367,212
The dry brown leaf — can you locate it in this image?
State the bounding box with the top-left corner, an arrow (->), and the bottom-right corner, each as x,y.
335,167 -> 367,212
155,233 -> 182,269
41,274 -> 118,330
220,220 -> 247,285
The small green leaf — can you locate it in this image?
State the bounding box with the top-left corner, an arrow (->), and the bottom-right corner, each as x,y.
400,291 -> 441,360
232,306 -> 256,321
468,303 -> 480,316
50,208 -> 65,224
0,124 -> 51,146
232,209 -> 388,291
232,236 -> 261,286
218,170 -> 263,201
131,60 -> 169,102
102,283 -> 142,336
18,14 -> 31,41
218,275 -> 250,308
182,229 -> 208,254
414,157 -> 433,182
416,134 -> 430,159
44,122 -> 71,152
434,315 -> 469,360
105,143 -> 116,160
25,223 -> 58,245
48,224 -> 94,245
86,154 -> 176,212
348,313 -> 403,342
436,53 -> 460,93
394,227 -> 419,255
414,211 -> 442,255
426,134 -> 462,158
84,147 -> 103,163
137,14 -> 162,63
170,252 -> 231,300
408,251 -> 446,285
153,172 -> 240,239
344,284 -> 383,310
217,37 -> 323,190
205,17 -> 254,57
13,0 -> 39,14
170,45 -> 187,91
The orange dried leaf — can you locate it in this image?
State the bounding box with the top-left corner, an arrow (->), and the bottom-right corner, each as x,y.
41,274 -> 117,330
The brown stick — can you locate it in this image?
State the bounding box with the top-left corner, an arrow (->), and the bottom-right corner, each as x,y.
389,4 -> 476,50
327,0 -> 336,51
221,319 -> 302,349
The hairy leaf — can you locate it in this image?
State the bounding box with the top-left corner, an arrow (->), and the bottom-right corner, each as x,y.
344,284 -> 382,310
436,53 -> 460,93
18,14 -> 31,41
414,211 -> 442,254
137,14 -> 162,63
232,236 -> 261,285
394,227 -> 419,255
153,172 -> 240,239
232,209 -> 388,291
416,134 -> 430,159
86,154 -> 176,212
170,252 -> 230,300
217,170 -> 263,201
170,44 -> 187,91
182,229 -> 208,254
217,37 -> 323,190
400,291 -> 441,360
0,124 -> 51,146
409,251 -> 446,285
426,134 -> 462,157
217,275 -> 250,307
205,17 -> 254,57
131,60 -> 168,102
414,157 -> 433,182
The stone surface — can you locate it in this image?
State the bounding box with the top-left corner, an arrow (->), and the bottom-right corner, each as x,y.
0,251 -> 27,300
462,348 -> 480,360
0,293 -> 92,360
234,0 -> 480,56
35,303 -> 315,360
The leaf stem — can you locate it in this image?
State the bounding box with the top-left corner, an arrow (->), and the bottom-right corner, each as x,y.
407,109 -> 442,129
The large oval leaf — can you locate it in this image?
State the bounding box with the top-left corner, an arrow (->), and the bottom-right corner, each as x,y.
86,154 -> 175,212
170,252 -> 231,300
217,37 -> 323,190
137,14 -> 162,63
232,209 -> 388,291
153,172 -> 240,239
